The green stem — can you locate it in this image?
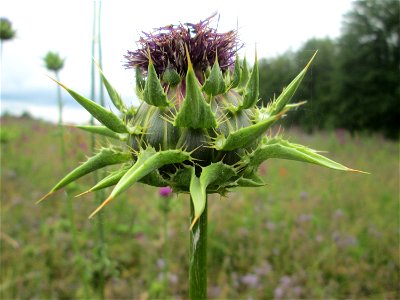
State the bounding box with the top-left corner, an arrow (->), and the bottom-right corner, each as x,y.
189,196 -> 207,300
162,208 -> 169,298
55,71 -> 66,170
55,71 -> 90,299
98,0 -> 105,108
90,2 -> 107,299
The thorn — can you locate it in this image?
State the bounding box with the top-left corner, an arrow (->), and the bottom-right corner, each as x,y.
47,75 -> 67,90
75,189 -> 92,198
306,50 -> 318,69
349,168 -> 370,175
184,44 -> 193,70
88,196 -> 113,219
36,191 -> 54,204
189,215 -> 199,231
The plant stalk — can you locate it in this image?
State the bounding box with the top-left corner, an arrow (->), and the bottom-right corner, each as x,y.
55,71 -> 66,170
189,196 -> 207,300
90,2 -> 107,299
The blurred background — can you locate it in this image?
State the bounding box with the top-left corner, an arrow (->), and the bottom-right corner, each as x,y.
1,0 -> 399,299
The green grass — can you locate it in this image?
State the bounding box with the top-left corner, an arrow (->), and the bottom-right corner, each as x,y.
1,115 -> 399,299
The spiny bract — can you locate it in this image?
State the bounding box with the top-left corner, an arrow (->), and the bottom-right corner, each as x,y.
39,14 -> 363,229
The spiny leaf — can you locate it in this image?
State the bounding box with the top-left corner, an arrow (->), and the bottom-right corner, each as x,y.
268,52 -> 317,116
167,166 -> 192,192
75,125 -> 128,141
37,148 -> 131,203
230,53 -> 241,89
214,114 -> 281,151
202,54 -> 226,96
236,172 -> 265,187
238,50 -> 259,110
96,63 -> 127,113
135,67 -> 145,99
190,162 -> 236,229
162,64 -> 181,86
139,169 -> 169,187
174,46 -> 217,129
143,56 -> 170,107
49,77 -> 128,133
238,56 -> 249,90
247,138 -> 367,173
89,147 -> 191,218
76,165 -> 131,197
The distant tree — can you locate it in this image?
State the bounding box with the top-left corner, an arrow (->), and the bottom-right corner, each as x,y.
337,0 -> 400,138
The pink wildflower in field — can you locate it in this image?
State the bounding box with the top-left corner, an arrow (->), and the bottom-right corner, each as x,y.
159,186 -> 173,198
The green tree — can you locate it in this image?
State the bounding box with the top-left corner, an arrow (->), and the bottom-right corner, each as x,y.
337,0 -> 400,138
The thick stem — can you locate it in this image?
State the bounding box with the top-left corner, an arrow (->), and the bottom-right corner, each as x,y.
189,196 -> 207,300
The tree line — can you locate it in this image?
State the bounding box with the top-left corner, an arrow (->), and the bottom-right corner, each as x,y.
258,0 -> 399,138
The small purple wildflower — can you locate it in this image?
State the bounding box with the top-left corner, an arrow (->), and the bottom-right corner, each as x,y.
240,273 -> 259,288
159,186 -> 173,198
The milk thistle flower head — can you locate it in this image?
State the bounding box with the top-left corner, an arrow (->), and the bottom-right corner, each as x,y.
43,51 -> 65,72
38,14 -> 364,229
0,18 -> 16,41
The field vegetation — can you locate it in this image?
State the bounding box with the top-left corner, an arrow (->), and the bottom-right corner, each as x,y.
1,115 -> 398,299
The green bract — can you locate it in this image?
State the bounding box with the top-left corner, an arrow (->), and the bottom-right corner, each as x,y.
39,17 -> 364,228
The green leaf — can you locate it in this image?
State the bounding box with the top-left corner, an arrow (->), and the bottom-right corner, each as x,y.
96,64 -> 127,113
143,58 -> 170,107
214,114 -> 280,151
76,165 -> 131,197
239,51 -> 259,109
230,53 -> 241,89
135,67 -> 145,99
168,166 -> 193,192
202,55 -> 226,96
236,172 -> 265,187
50,77 -> 128,133
174,46 -> 217,129
190,162 -> 236,229
75,125 -> 128,141
247,138 -> 366,173
268,52 -> 317,115
89,147 -> 191,218
37,148 -> 131,203
238,56 -> 249,90
162,64 -> 181,86
139,169 -> 168,187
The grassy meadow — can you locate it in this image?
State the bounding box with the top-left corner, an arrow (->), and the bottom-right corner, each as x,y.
0,115 -> 399,299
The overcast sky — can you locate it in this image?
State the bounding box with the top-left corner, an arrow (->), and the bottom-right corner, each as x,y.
1,0 -> 353,123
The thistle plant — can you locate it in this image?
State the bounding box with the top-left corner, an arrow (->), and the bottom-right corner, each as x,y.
0,17 -> 16,43
43,51 -> 65,156
39,14 -> 363,298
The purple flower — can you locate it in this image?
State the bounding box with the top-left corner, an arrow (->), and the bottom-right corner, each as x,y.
124,13 -> 241,76
240,273 -> 259,288
159,186 -> 173,197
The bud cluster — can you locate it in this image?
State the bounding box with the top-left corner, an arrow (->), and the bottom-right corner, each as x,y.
39,15 -> 362,228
